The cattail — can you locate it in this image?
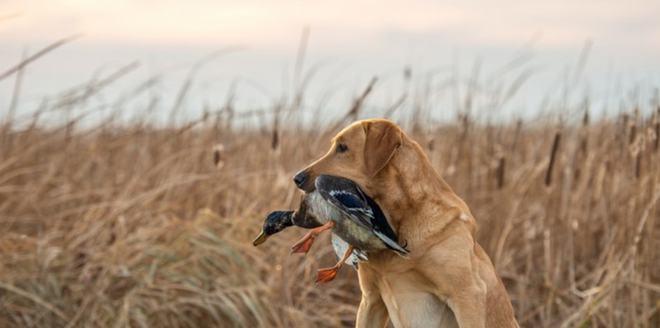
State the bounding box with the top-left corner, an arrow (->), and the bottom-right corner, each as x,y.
629,121 -> 637,145
458,112 -> 471,144
545,131 -> 561,186
655,107 -> 659,152
213,144 -> 225,168
271,114 -> 280,150
582,109 -> 590,127
271,128 -> 279,150
427,137 -> 435,151
496,156 -> 506,189
621,113 -> 629,141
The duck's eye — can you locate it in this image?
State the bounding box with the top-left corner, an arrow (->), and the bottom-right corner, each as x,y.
336,143 -> 348,153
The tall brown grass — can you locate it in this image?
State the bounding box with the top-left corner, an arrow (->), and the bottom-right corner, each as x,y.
0,52 -> 659,326
1,105 -> 658,327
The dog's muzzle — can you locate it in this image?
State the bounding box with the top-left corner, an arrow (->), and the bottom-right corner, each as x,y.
293,170 -> 308,189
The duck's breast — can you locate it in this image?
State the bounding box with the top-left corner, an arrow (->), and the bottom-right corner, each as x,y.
304,191 -> 338,225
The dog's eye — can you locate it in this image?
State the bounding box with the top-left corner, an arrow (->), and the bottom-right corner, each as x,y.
336,143 -> 348,153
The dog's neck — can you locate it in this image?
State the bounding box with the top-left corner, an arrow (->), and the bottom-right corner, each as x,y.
370,139 -> 474,245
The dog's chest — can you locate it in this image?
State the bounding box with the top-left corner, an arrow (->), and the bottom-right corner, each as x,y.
378,272 -> 459,328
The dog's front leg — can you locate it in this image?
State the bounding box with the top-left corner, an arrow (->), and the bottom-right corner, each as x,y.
355,266 -> 389,328
419,235 -> 488,328
445,286 -> 487,328
424,270 -> 487,328
356,293 -> 388,328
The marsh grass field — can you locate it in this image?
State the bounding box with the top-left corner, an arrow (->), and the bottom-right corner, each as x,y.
0,45 -> 659,327
1,105 -> 658,328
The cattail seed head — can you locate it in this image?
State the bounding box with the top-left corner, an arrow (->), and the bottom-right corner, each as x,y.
213,144 -> 225,168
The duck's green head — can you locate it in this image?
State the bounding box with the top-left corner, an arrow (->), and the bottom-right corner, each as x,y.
253,211 -> 294,246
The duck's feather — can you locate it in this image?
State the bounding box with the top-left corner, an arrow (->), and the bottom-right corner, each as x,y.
315,175 -> 409,255
331,233 -> 367,268
292,198 -> 323,228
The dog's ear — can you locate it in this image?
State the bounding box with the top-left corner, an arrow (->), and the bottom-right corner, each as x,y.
362,120 -> 402,177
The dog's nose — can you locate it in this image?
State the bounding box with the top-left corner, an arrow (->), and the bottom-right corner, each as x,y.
293,171 -> 308,188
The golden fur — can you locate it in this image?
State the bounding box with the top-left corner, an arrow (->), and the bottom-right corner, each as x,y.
297,119 -> 519,328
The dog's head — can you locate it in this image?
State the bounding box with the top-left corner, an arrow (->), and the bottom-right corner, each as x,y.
293,119 -> 403,193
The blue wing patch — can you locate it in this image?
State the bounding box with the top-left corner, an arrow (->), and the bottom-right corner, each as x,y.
329,190 -> 365,209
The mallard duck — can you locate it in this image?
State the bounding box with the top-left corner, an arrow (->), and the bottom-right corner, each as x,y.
253,174 -> 407,283
289,174 -> 408,282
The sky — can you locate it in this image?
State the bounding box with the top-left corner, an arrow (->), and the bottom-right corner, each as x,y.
1,0 -> 659,124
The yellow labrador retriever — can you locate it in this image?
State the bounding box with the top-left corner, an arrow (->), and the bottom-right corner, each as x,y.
292,119 -> 518,328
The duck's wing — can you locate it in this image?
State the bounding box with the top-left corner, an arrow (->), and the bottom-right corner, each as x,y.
363,194 -> 409,255
315,175 -> 374,229
316,175 -> 409,255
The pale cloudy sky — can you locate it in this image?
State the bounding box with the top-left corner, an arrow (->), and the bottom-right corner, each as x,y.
1,0 -> 659,122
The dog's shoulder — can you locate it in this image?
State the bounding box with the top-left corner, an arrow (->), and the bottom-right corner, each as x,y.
396,203 -> 475,254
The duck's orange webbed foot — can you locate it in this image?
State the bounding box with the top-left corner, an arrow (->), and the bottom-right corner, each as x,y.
290,236 -> 316,254
290,221 -> 335,254
315,244 -> 354,284
315,266 -> 340,283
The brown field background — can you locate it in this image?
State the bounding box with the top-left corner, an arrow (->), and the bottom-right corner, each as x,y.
1,59 -> 659,327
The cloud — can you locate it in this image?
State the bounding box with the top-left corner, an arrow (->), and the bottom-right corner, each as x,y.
0,1 -> 656,49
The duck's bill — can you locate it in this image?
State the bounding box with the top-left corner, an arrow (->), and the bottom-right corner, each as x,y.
252,230 -> 269,246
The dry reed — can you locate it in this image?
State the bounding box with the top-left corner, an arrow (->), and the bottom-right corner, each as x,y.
0,49 -> 658,328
